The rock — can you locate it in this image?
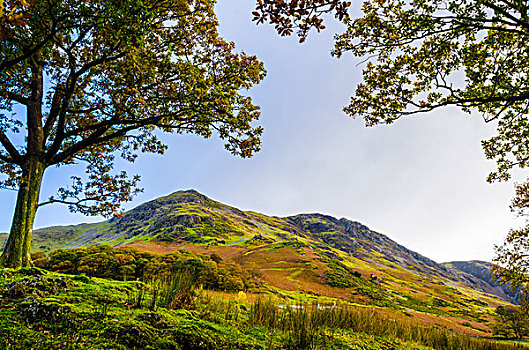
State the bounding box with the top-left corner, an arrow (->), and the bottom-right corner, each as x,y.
111,321 -> 156,348
4,276 -> 72,299
21,298 -> 71,325
5,278 -> 35,299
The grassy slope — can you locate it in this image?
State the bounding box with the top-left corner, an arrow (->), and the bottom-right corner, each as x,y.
0,268 -> 436,350
2,268 -> 528,350
132,240 -> 508,337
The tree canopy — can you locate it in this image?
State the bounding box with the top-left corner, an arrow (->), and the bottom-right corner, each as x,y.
492,305 -> 529,339
257,0 -> 529,181
0,0 -> 265,267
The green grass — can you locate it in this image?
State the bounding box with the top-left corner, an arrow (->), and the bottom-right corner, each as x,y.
1,267 -> 527,350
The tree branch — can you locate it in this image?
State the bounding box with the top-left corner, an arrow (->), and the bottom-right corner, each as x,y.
0,131 -> 22,164
0,153 -> 13,163
0,90 -> 30,105
482,0 -> 529,30
0,25 -> 60,72
44,47 -> 127,160
48,111 -> 194,165
38,197 -> 93,208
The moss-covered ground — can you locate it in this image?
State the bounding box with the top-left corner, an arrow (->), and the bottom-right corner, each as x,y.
0,268 -> 429,349
1,267 -> 527,350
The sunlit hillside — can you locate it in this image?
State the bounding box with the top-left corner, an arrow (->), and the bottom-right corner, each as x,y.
2,191 -> 525,339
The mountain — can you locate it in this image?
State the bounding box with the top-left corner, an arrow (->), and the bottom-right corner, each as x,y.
443,260 -> 519,304
22,191 -> 454,276
0,190 -> 516,335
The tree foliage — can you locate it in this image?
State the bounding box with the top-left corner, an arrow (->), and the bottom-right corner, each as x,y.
491,305 -> 529,339
1,0 -> 264,216
256,0 -> 529,181
0,0 -> 265,267
0,0 -> 36,40
253,0 -> 351,41
493,190 -> 529,305
31,246 -> 256,291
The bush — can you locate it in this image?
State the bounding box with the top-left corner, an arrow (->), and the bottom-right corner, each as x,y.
32,246 -> 258,292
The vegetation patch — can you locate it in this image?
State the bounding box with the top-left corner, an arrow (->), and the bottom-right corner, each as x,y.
0,258 -> 528,349
325,261 -> 362,288
31,246 -> 259,292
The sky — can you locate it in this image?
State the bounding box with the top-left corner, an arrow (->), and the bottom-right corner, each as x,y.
0,0 -> 525,263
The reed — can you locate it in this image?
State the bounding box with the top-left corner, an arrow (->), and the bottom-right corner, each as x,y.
247,299 -> 528,350
144,269 -> 197,310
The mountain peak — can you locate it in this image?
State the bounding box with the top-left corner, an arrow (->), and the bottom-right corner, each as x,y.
155,189 -> 213,206
166,188 -> 208,198
170,189 -> 202,196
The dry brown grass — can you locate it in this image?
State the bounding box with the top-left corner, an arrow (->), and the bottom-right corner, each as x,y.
122,240 -> 505,339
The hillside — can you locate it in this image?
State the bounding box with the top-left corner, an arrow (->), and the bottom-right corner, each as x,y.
0,190 -> 518,336
443,261 -> 520,304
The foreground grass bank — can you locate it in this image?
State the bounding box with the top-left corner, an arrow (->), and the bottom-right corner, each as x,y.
0,268 -> 527,349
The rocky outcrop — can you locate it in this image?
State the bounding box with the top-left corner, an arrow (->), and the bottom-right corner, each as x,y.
287,213 -> 451,279
443,261 -> 520,303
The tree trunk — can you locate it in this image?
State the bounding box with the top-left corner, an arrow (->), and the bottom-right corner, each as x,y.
0,159 -> 45,268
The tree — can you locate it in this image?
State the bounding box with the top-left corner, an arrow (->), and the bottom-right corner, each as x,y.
492,218 -> 529,307
0,0 -> 265,268
492,305 -> 529,339
492,171 -> 529,304
0,0 -> 35,39
254,0 -> 529,307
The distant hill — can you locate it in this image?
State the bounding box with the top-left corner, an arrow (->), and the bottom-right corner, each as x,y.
443,260 -> 519,304
0,190 -> 516,331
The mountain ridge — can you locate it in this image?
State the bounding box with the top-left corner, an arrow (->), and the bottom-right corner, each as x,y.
0,189 -> 515,307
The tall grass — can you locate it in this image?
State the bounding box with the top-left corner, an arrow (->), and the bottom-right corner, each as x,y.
248,298 -> 323,349
126,281 -> 146,309
194,290 -> 242,323
151,269 -> 196,310
128,269 -> 198,310
282,306 -> 323,349
247,298 -> 528,350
